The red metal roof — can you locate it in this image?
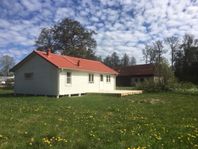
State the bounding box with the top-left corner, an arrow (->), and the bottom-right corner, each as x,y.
116,64 -> 155,76
34,50 -> 118,74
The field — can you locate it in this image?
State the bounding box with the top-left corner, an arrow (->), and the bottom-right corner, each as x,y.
0,89 -> 198,149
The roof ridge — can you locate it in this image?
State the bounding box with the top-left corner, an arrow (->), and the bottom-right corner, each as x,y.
122,64 -> 154,68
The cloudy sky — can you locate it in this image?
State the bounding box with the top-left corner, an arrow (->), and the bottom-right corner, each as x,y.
0,0 -> 198,63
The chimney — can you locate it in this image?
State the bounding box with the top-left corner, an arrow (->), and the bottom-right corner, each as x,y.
47,48 -> 51,56
77,60 -> 80,66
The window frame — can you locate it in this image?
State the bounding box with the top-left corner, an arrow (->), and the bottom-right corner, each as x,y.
66,72 -> 72,84
100,74 -> 103,82
106,75 -> 111,83
89,74 -> 94,83
24,72 -> 33,80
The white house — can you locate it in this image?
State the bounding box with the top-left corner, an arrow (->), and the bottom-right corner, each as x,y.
11,50 -> 118,98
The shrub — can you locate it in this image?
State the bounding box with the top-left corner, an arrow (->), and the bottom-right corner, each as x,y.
136,80 -> 171,92
136,62 -> 176,92
5,78 -> 14,88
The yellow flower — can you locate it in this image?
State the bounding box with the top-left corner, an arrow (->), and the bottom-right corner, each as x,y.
31,137 -> 34,142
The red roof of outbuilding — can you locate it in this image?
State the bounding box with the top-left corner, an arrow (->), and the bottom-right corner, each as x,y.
30,50 -> 118,74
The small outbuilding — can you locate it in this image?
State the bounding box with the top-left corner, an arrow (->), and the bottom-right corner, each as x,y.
11,50 -> 118,97
116,64 -> 157,86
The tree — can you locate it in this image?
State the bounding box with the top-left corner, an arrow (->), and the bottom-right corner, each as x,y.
142,44 -> 158,64
174,34 -> 198,84
139,61 -> 175,92
36,18 -> 97,59
103,52 -> 121,68
152,40 -> 167,83
36,28 -> 54,51
165,36 -> 179,69
153,40 -> 167,64
142,44 -> 150,64
174,49 -> 184,81
142,41 -> 167,84
180,34 -> 198,66
130,56 -> 136,65
0,55 -> 15,76
103,56 -> 112,67
121,53 -> 130,67
110,52 -> 121,68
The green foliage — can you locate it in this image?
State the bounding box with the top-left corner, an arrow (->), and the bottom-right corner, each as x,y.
137,62 -> 176,92
143,34 -> 198,85
174,34 -> 198,84
103,52 -> 136,68
164,36 -> 179,68
121,54 -> 130,67
142,40 -> 167,65
0,89 -> 198,148
136,79 -> 168,92
36,18 -> 97,59
171,82 -> 198,95
103,52 -> 121,68
5,78 -> 14,88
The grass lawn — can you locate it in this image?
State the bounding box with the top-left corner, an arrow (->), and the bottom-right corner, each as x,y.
0,89 -> 198,149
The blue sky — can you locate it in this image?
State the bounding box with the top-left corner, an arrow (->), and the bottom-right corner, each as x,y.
1,0 -> 198,63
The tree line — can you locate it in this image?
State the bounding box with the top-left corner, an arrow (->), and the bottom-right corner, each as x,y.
103,52 -> 136,68
142,34 -> 198,84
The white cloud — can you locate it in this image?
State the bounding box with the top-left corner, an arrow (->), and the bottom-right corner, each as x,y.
55,8 -> 75,21
1,0 -> 198,64
20,0 -> 42,11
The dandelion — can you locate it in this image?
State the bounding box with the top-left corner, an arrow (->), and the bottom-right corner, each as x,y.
31,137 -> 34,142
172,139 -> 175,143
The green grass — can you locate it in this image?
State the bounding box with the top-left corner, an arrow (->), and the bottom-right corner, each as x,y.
0,89 -> 198,149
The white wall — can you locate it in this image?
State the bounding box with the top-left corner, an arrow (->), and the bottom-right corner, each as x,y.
14,54 -> 58,96
58,69 -> 116,95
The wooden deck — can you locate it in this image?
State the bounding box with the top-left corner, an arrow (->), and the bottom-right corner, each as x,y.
88,90 -> 143,96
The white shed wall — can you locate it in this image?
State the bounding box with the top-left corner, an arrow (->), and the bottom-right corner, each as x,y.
58,69 -> 116,95
14,55 -> 58,96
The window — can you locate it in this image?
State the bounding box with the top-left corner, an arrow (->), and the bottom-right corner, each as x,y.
106,75 -> 111,82
89,74 -> 94,83
24,73 -> 33,80
66,72 -> 71,84
140,78 -> 144,82
100,74 -> 103,81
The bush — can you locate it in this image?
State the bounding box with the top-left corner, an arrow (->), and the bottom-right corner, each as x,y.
172,82 -> 198,95
136,62 -> 176,92
5,78 -> 14,88
136,80 -> 172,92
